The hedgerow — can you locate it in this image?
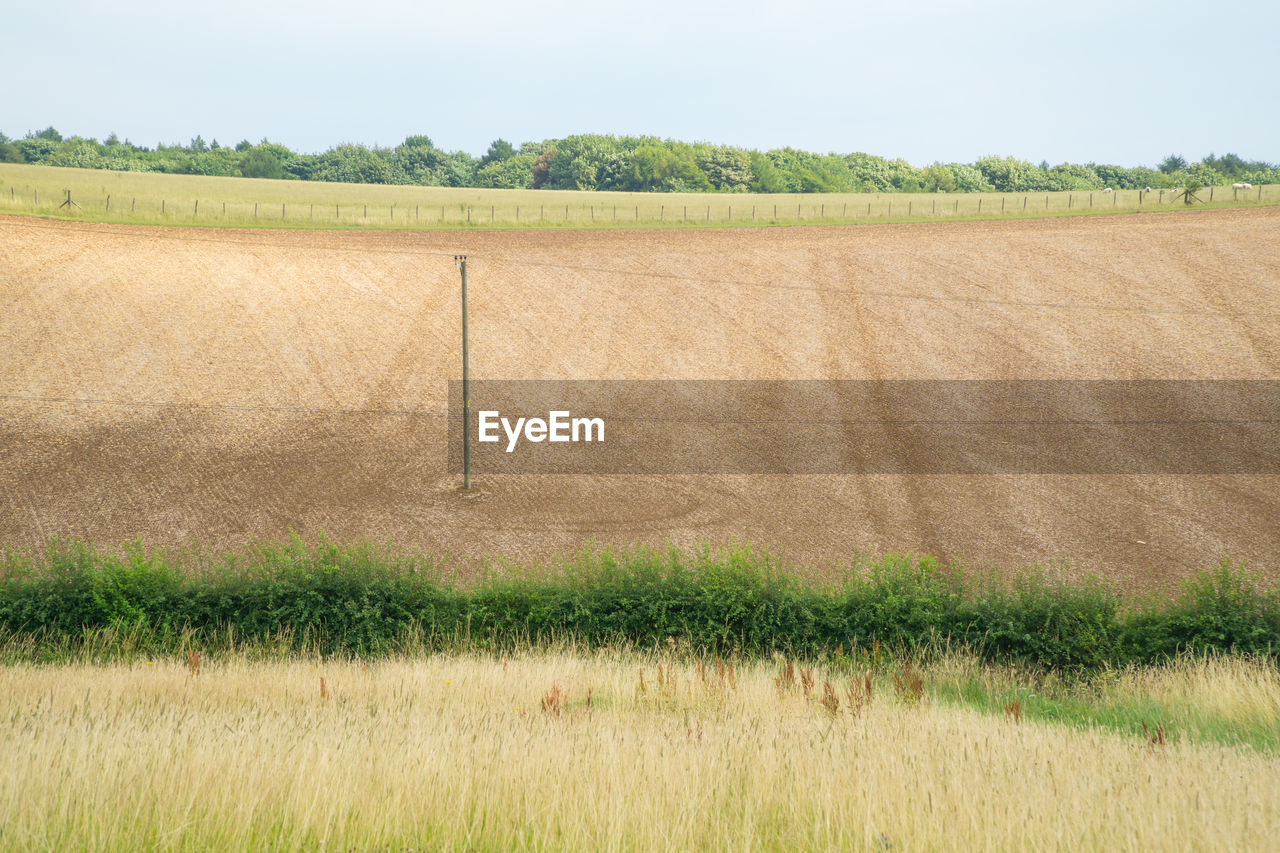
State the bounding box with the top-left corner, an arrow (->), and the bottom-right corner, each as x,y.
0,539 -> 1275,667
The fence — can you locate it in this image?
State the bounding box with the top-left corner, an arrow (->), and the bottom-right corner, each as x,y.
0,180 -> 1273,230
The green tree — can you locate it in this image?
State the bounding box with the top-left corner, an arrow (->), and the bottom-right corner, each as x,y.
922,164 -> 957,192
478,138 -> 516,168
749,152 -> 789,193
695,145 -> 752,192
1158,154 -> 1186,174
476,153 -> 535,188
239,146 -> 286,179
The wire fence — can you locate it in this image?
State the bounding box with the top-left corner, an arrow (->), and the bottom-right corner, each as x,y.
0,179 -> 1273,229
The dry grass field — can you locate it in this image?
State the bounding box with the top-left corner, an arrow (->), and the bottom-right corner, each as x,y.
1,652 -> 1277,851
2,208 -> 1279,589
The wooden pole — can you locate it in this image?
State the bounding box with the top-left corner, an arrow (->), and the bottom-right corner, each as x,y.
457,255 -> 471,490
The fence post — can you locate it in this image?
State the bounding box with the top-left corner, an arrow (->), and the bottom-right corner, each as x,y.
661,205 -> 664,221
364,204 -> 368,218
311,204 -> 314,219
1210,187 -> 1214,201
491,205 -> 495,222
821,203 -> 825,218
282,203 -> 285,218
933,199 -> 936,214
194,200 -> 198,216
954,200 -> 958,213
565,205 -> 569,220
978,199 -> 982,213
106,195 -> 110,211
706,205 -> 709,221
162,199 -> 166,214
1001,197 -> 1005,213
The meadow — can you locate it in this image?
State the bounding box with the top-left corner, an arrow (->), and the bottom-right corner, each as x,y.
1,650 -> 1277,851
0,162 -> 1273,230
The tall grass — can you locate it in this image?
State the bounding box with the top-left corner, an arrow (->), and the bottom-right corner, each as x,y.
1,163 -> 1273,230
1,539 -> 1276,668
0,652 -> 1276,851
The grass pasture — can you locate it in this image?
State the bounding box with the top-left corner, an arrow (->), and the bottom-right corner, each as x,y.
0,162 -> 1274,230
1,651 -> 1277,851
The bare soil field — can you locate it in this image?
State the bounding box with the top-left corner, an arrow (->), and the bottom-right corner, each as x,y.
2,209 -> 1278,590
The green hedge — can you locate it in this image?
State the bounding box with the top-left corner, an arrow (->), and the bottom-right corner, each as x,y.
0,540 -> 1275,668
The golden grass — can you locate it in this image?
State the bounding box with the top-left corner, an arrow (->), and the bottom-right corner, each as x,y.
1,162 -> 1274,231
2,653 -> 1278,850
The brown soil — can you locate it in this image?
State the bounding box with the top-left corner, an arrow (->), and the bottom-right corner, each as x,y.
2,209 -> 1278,591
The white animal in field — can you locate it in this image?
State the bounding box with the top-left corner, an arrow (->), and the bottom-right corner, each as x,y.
1232,182 -> 1254,190
1102,187 -> 1113,193
1144,187 -> 1153,192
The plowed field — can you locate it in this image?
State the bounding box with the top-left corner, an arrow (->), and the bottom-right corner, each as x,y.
3,209 -> 1278,589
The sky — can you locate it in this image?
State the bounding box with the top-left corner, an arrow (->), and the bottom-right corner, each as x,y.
6,0 -> 1277,167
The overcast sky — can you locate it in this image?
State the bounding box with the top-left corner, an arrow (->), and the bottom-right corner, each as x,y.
7,0 -> 1277,166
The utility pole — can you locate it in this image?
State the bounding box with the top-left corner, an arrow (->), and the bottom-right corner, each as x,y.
455,255 -> 471,489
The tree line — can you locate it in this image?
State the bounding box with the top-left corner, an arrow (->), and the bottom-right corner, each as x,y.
2,127 -> 1275,194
